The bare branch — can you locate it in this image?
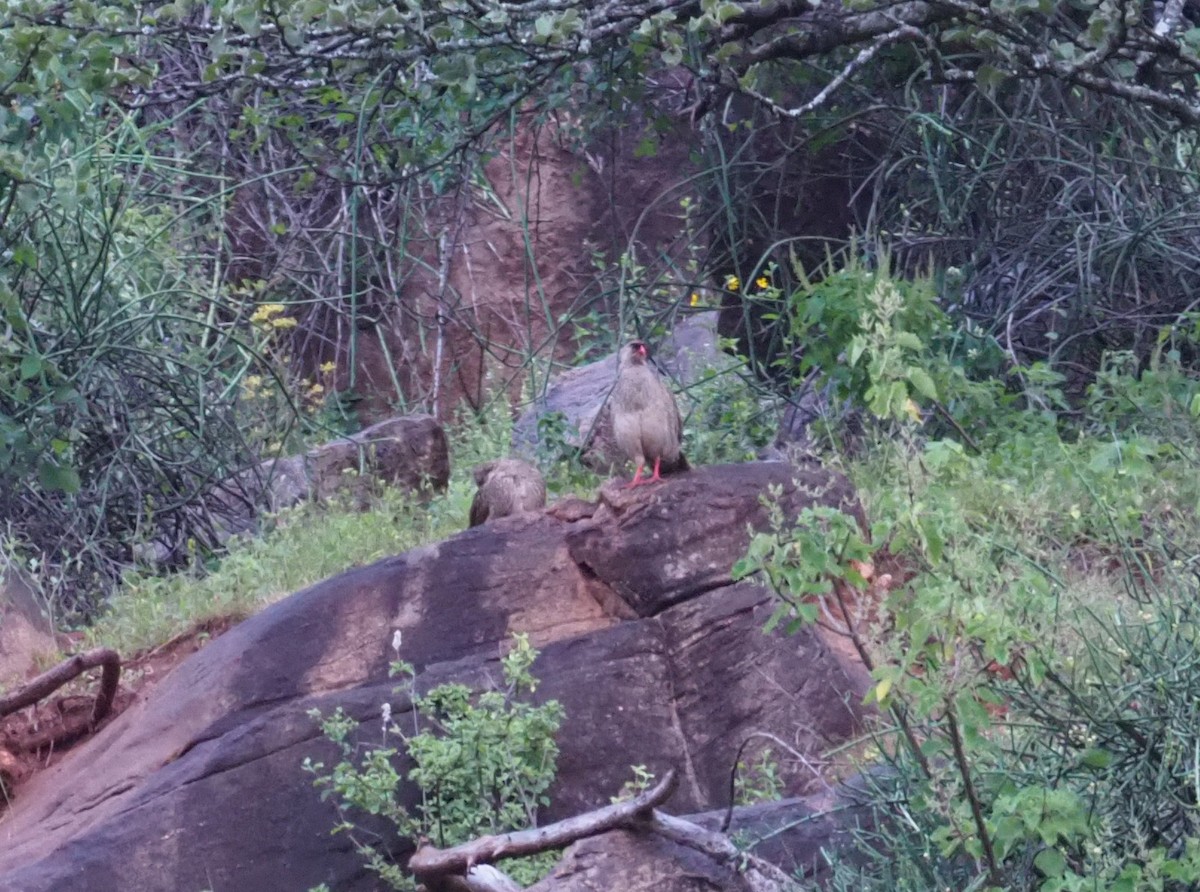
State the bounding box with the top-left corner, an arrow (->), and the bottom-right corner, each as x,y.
734,24 -> 927,118
408,768 -> 679,877
641,809 -> 803,891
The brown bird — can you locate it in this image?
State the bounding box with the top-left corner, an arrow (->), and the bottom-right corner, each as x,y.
611,340 -> 689,487
468,458 -> 547,527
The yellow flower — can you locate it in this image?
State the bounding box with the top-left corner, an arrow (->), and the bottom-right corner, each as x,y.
270,316 -> 298,330
249,303 -> 284,325
689,292 -> 700,307
319,360 -> 337,375
755,276 -> 770,290
725,275 -> 740,292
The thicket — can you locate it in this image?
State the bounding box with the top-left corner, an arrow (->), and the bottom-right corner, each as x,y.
734,262 -> 1200,890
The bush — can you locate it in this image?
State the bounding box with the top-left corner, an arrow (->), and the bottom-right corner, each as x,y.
736,290 -> 1200,889
303,634 -> 564,889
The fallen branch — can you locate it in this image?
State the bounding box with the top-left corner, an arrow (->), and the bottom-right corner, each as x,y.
639,809 -> 802,892
409,767 -> 803,892
409,769 -> 679,877
0,648 -> 121,725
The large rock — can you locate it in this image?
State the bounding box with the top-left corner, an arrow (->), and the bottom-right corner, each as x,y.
0,462 -> 872,892
0,564 -> 58,690
142,414 -> 451,564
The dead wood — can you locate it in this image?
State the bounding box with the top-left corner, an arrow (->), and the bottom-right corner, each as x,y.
409,769 -> 679,878
0,648 -> 121,726
409,767 -> 801,892
639,809 -> 802,892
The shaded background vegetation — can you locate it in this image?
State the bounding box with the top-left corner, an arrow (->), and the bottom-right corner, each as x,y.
2,0 -> 1198,618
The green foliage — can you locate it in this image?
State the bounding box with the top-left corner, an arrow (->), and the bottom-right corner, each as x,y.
1085,327 -> 1200,453
734,498 -> 874,636
739,300 -> 1200,888
733,748 -> 785,807
533,409 -> 593,493
304,634 -> 564,889
679,356 -> 777,466
610,764 -> 657,803
768,253 -> 1009,449
0,108 -> 298,616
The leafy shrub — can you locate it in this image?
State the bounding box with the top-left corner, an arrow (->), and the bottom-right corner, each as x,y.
303,634 -> 564,889
736,298 -> 1200,889
0,114 -> 292,617
755,253 -> 1011,453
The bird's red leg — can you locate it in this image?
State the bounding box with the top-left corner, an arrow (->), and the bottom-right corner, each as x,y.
649,456 -> 663,483
625,464 -> 646,489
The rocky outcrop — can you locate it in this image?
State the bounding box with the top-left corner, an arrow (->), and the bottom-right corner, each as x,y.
0,462 -> 872,892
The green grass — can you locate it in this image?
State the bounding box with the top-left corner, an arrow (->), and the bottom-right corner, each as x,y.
84,404 -> 602,656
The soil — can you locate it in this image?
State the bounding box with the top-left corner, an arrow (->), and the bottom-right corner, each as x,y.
0,615 -> 240,806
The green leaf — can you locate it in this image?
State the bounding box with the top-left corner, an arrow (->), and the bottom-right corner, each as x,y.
1079,747 -> 1112,769
633,136 -> 658,159
1034,846 -> 1067,878
38,460 -> 81,494
19,354 -> 43,380
976,64 -> 1008,94
906,366 -> 938,400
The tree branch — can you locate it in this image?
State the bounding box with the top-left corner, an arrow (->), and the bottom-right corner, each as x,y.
409,767 -> 802,892
408,768 -> 679,877
0,648 -> 121,725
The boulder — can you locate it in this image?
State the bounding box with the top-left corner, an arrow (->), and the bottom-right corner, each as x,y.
0,563 -> 58,690
0,462 -> 872,892
141,414 -> 450,564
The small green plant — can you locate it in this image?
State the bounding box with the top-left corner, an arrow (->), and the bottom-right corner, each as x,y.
734,747 -> 785,806
679,357 -> 776,466
303,633 -> 565,889
611,764 -> 657,803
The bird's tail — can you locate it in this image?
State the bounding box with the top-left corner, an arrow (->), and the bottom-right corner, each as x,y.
665,452 -> 690,474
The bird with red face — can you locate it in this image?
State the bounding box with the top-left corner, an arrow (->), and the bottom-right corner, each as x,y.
611,340 -> 689,487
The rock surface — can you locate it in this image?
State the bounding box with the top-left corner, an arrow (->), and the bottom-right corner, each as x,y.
0,565 -> 58,690
0,462 -> 872,892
